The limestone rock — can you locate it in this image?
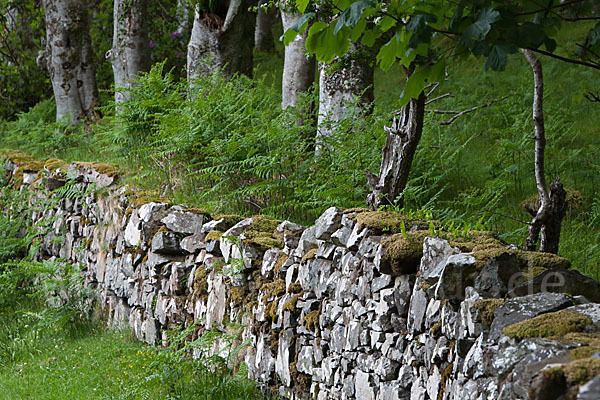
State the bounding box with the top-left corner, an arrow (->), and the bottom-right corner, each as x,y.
151,231 -> 183,255
489,293 -> 574,341
508,268 -> 600,302
161,209 -> 206,234
314,207 -> 343,240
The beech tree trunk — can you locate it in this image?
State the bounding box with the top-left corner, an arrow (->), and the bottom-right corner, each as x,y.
175,0 -> 192,38
522,49 -> 567,254
255,0 -> 275,52
281,11 -> 315,109
366,69 -> 425,209
43,0 -> 98,123
187,0 -> 255,84
316,42 -> 373,152
107,0 -> 151,104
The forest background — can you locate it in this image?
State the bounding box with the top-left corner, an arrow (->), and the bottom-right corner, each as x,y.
0,0 -> 599,281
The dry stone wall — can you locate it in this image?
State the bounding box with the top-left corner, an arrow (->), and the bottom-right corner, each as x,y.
4,158 -> 600,400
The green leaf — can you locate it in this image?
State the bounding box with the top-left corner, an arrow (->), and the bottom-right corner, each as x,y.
398,68 -> 427,106
461,7 -> 501,46
485,45 -> 508,71
518,22 -> 546,48
544,37 -> 557,52
376,36 -> 402,71
334,0 -> 374,35
350,18 -> 367,42
362,30 -> 378,47
305,22 -> 350,63
296,0 -> 310,14
282,12 -> 315,46
406,13 -> 436,48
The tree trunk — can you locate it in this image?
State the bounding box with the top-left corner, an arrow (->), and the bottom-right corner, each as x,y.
255,0 -> 275,52
42,0 -> 98,123
522,49 -> 567,254
316,42 -> 373,152
187,0 -> 255,84
366,86 -> 426,209
281,11 -> 315,109
107,0 -> 151,104
175,0 -> 192,38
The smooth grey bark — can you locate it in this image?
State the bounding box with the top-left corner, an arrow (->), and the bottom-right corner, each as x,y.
107,0 -> 151,104
522,49 -> 567,254
42,0 -> 98,123
281,11 -> 315,109
366,90 -> 426,209
255,0 -> 275,52
187,0 -> 255,84
175,0 -> 192,38
316,43 -> 374,152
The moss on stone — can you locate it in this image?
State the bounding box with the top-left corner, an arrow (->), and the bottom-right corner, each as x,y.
381,230 -> 430,275
193,267 -> 209,294
288,282 -> 302,294
546,358 -> 600,386
350,210 -> 411,234
246,233 -> 283,251
230,286 -> 249,308
473,298 -> 506,326
431,321 -> 442,337
69,161 -> 120,177
262,279 -> 286,299
246,215 -> 281,235
569,346 -> 600,360
503,311 -> 592,339
282,292 -> 303,312
438,363 -> 454,400
131,190 -> 172,208
303,307 -> 321,333
554,332 -> 600,347
44,158 -> 66,171
300,248 -> 318,264
205,230 -> 224,242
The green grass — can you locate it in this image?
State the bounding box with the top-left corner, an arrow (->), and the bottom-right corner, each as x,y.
0,327 -> 158,399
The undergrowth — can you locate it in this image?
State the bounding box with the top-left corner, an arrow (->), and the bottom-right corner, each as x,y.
1,41 -> 599,279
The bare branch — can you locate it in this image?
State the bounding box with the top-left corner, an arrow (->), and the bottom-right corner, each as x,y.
425,93 -> 453,105
527,47 -> 600,70
427,95 -> 510,125
425,81 -> 440,97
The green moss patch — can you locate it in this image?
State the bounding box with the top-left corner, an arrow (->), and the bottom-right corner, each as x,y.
473,298 -> 506,326
546,358 -> 600,387
303,309 -> 320,332
205,230 -> 224,242
503,311 -> 592,339
350,210 -> 429,235
569,346 -> 600,360
300,248 -> 318,264
380,231 -> 430,275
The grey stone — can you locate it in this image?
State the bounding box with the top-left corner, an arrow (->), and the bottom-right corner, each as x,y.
508,268 -> 600,303
420,237 -> 460,282
578,375 -> 600,400
372,274 -> 393,293
474,252 -> 523,298
151,231 -> 183,255
347,225 -> 368,251
161,209 -> 206,234
275,329 -> 294,387
489,292 -> 574,341
296,346 -> 314,374
355,370 -> 375,400
138,202 -> 169,223
180,233 -> 206,253
314,206 -> 343,240
434,253 -> 478,301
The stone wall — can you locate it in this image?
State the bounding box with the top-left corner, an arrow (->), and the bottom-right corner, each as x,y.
4,157 -> 600,399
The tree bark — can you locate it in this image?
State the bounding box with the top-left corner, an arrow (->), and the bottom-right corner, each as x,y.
42,0 -> 98,123
107,0 -> 151,104
316,42 -> 373,153
281,11 -> 315,109
522,49 -> 567,254
187,0 -> 255,84
366,84 -> 426,209
255,0 -> 275,52
175,0 -> 192,38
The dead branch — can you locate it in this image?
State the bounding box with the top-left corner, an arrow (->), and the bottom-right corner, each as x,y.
425,93 -> 453,105
427,95 -> 510,125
